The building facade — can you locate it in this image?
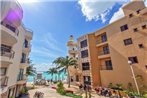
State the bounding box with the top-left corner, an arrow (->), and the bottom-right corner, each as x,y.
77,0 -> 147,91
0,0 -> 33,98
67,35 -> 82,85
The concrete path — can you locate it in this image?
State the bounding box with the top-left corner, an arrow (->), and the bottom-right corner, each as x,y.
28,87 -> 70,98
20,84 -> 107,98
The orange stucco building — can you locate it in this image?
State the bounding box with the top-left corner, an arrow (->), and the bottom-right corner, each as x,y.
76,0 -> 147,91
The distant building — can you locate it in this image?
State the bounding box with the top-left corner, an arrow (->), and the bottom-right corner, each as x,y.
37,73 -> 42,79
0,0 -> 33,98
67,35 -> 82,85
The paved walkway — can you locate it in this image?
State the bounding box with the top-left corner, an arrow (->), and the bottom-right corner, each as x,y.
21,87 -> 70,98
20,83 -> 107,98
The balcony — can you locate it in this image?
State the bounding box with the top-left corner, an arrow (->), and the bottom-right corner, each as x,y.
98,51 -> 110,59
1,22 -> 19,46
96,39 -> 108,47
0,76 -> 8,87
17,74 -> 27,85
100,65 -> 113,70
1,0 -> 23,27
26,29 -> 33,40
20,58 -> 29,68
68,50 -> 78,54
23,44 -> 31,53
1,46 -> 14,65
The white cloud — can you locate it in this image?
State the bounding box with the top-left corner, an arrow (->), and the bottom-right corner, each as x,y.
41,33 -> 64,53
78,0 -> 129,23
34,63 -> 55,72
145,0 -> 147,7
109,8 -> 124,23
109,0 -> 147,24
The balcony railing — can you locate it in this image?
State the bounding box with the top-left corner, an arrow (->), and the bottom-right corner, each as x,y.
98,50 -> 110,56
1,21 -> 19,36
96,39 -> 107,45
1,46 -> 15,59
20,58 -> 30,64
17,74 -> 27,81
82,66 -> 90,71
84,81 -> 91,85
100,65 -> 113,70
0,76 -> 8,87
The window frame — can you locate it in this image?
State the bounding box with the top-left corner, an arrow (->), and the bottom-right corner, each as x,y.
80,39 -> 87,48
128,56 -> 138,64
120,24 -> 128,32
0,67 -> 7,76
123,38 -> 133,46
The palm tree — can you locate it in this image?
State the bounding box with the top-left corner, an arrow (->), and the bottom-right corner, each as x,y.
48,67 -> 58,80
26,59 -> 36,76
26,65 -> 36,76
53,56 -> 77,88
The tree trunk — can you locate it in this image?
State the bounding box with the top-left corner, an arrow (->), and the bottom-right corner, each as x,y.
67,69 -> 70,88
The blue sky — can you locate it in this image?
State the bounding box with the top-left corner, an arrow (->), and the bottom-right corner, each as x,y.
18,0 -> 147,71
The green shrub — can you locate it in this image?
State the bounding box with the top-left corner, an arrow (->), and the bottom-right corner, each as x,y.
65,93 -> 82,98
73,95 -> 82,98
108,83 -> 113,88
56,82 -> 66,95
20,87 -> 25,94
65,93 -> 75,97
24,86 -> 28,93
143,93 -> 147,98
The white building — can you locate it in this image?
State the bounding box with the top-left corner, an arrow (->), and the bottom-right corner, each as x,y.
0,0 -> 33,98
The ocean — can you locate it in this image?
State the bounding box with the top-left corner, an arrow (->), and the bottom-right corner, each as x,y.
27,71 -> 67,82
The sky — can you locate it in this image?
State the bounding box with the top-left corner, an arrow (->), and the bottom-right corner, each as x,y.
17,0 -> 147,72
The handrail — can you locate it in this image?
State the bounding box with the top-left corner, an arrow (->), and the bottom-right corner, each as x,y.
1,21 -> 19,36
98,50 -> 110,56
0,46 -> 15,59
96,39 -> 107,45
100,65 -> 113,70
17,74 -> 27,81
0,76 -> 8,86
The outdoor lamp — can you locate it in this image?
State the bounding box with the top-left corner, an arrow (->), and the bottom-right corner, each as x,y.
127,60 -> 140,95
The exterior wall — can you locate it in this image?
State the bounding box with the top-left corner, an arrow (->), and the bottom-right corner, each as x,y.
88,34 -> 101,88
0,0 -> 33,98
95,0 -> 147,89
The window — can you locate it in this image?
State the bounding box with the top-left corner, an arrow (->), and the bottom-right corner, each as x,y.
128,56 -> 138,64
21,53 -> 26,63
124,38 -> 133,46
138,44 -> 144,48
81,50 -> 88,58
24,39 -> 28,48
136,9 -> 141,14
142,25 -> 146,29
103,45 -> 109,54
83,76 -> 91,85
76,75 -> 79,82
133,28 -> 138,32
120,24 -> 128,32
101,34 -> 107,42
105,60 -> 113,70
145,65 -> 147,69
17,69 -> 24,81
0,68 -> 7,76
129,14 -> 133,18
80,40 -> 87,48
82,62 -> 90,70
